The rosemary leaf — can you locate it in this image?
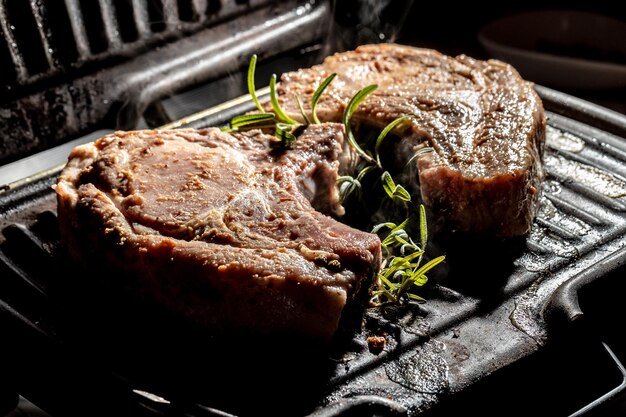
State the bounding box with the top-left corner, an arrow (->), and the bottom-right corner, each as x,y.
411,273 -> 428,287
356,164 -> 376,182
397,249 -> 425,264
383,262 -> 408,281
406,146 -> 434,168
379,274 -> 397,290
230,113 -> 276,129
247,55 -> 264,113
337,175 -> 362,203
400,241 -> 420,255
408,256 -> 445,285
275,125 -> 296,145
394,184 -> 412,202
222,123 -> 278,133
270,74 -> 299,125
419,204 -> 428,251
381,171 -> 411,202
371,222 -> 397,234
390,217 -> 410,235
381,229 -> 409,247
392,269 -> 407,281
406,293 -> 426,302
342,84 -> 377,164
311,73 -> 336,124
375,116 -> 411,168
295,96 -> 311,125
381,171 -> 396,198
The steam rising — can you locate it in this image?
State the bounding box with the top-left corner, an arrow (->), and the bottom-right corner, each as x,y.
327,0 -> 415,52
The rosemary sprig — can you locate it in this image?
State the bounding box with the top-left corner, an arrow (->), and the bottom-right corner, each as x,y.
338,86 -> 444,305
228,113 -> 275,129
405,146 -> 435,168
338,176 -> 361,203
225,57 -> 337,145
275,123 -> 297,144
370,206 -> 446,306
419,203 -> 428,251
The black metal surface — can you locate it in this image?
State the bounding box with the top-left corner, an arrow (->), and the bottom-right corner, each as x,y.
0,0 -> 276,89
2,88 -> 626,416
0,0 -> 329,165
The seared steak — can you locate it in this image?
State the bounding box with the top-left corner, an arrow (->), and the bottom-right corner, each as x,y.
55,126 -> 381,341
276,43 -> 546,237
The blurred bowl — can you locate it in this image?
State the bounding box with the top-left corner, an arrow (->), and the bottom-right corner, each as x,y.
478,11 -> 626,90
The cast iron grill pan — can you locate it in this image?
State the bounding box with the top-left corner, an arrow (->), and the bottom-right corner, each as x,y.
2,86 -> 626,417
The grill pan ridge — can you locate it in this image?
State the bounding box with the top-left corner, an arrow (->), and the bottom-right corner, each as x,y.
2,87 -> 626,416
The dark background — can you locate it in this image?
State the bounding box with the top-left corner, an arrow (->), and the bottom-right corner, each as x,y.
334,0 -> 626,114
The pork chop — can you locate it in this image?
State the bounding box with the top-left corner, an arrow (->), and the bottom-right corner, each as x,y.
55,125 -> 381,342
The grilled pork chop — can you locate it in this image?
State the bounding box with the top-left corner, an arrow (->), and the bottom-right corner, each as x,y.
55,126 -> 381,342
276,43 -> 546,237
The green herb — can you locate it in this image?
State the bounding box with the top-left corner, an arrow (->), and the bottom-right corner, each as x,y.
229,56 -> 338,145
338,164 -> 376,204
381,171 -> 411,203
338,89 -> 444,305
405,146 -> 434,168
311,73 -> 337,124
375,116 -> 411,168
247,54 -> 264,113
225,113 -> 276,131
419,204 -> 428,251
275,124 -> 297,144
338,175 -> 362,203
373,218 -> 411,250
370,205 -> 446,306
295,96 -> 311,125
342,84 -> 378,165
270,74 -> 299,125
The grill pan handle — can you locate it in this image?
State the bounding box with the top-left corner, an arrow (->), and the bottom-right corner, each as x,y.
546,245 -> 626,327
546,246 -> 626,416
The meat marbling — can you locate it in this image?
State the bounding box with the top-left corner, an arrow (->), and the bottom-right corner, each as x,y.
276,43 -> 546,237
55,125 -> 381,342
